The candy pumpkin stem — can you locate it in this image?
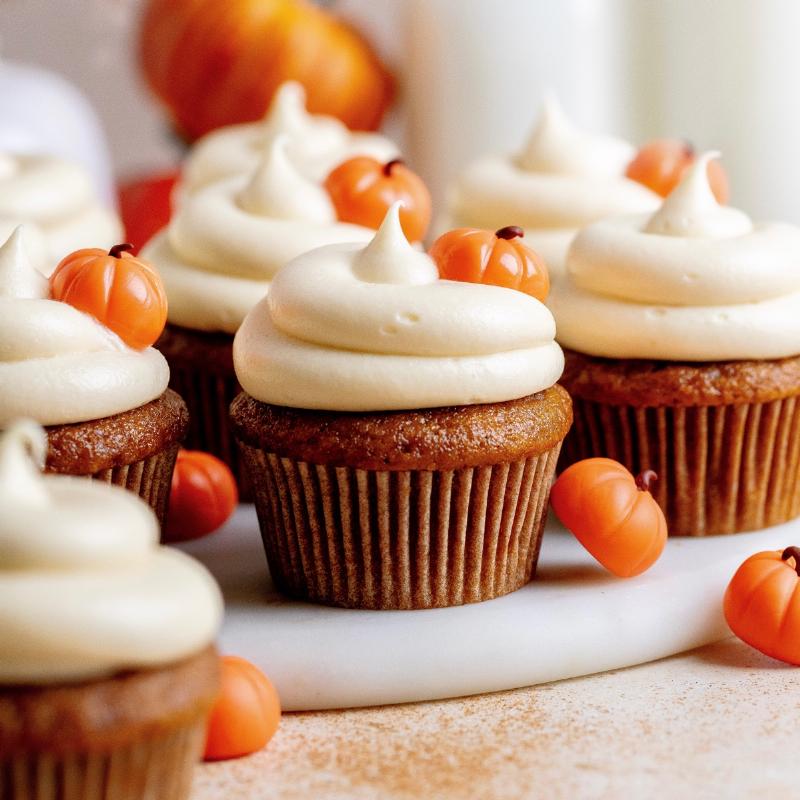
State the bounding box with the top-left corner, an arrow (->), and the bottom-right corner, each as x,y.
495,225 -> 524,241
635,469 -> 658,493
682,140 -> 695,159
781,546 -> 800,576
383,158 -> 404,176
109,243 -> 135,259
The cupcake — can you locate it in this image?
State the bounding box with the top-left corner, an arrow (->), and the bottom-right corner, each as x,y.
0,419 -> 222,800
446,94 -> 659,278
0,226 -> 187,525
180,81 -> 399,193
0,151 -> 122,270
230,205 -> 571,609
549,153 -> 800,536
143,135 -> 377,493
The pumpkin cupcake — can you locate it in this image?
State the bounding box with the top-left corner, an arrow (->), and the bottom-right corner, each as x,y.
0,420 -> 222,800
180,80 -> 399,192
550,153 -> 800,536
0,151 -> 122,271
0,225 -> 187,525
446,94 -> 659,279
230,205 -> 571,610
144,135 -> 427,495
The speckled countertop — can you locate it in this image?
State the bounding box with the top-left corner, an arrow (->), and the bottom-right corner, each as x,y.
191,638 -> 799,799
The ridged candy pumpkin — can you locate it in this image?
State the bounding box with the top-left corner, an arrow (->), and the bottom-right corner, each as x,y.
139,0 -> 394,140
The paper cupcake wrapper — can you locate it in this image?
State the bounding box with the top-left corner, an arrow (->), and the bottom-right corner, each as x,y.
167,363 -> 250,500
0,718 -> 205,800
238,443 -> 562,609
561,396 -> 800,536
47,443 -> 180,529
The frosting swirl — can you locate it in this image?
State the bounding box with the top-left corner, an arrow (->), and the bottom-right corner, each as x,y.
0,152 -> 122,273
234,205 -> 564,411
0,227 -> 169,426
181,81 -> 399,191
0,420 -> 222,684
447,94 -> 659,276
549,153 -> 800,361
143,135 -> 374,334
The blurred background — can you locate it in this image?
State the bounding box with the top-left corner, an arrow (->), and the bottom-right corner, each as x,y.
0,0 -> 796,221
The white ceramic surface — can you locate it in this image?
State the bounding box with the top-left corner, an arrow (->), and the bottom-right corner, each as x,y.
181,506 -> 796,711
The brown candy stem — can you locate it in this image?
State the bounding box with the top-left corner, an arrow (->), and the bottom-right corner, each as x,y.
781,546 -> 800,577
109,243 -> 135,259
635,469 -> 658,493
682,139 -> 696,159
495,225 -> 524,241
383,158 -> 404,176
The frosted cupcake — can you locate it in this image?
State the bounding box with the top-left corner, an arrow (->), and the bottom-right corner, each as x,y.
143,135 -> 377,492
0,151 -> 122,271
181,81 -> 399,192
447,95 -> 659,278
231,206 -> 571,609
550,154 -> 800,536
0,226 -> 187,524
0,420 -> 222,800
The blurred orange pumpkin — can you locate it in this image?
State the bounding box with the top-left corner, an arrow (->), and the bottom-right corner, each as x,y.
139,0 -> 394,141
118,170 -> 179,254
50,244 -> 168,350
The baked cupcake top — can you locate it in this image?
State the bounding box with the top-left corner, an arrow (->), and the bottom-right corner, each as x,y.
549,153 -> 800,361
0,227 -> 169,426
181,81 -> 399,192
0,420 -> 222,684
0,151 -> 122,273
233,204 -> 564,411
143,135 -> 375,335
447,95 -> 659,276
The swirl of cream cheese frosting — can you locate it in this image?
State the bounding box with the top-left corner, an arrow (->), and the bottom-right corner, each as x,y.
0,152 -> 122,273
0,420 -> 222,684
181,81 -> 399,193
549,153 -> 800,361
0,226 -> 169,426
143,134 -> 375,334
446,94 -> 659,277
233,204 -> 564,411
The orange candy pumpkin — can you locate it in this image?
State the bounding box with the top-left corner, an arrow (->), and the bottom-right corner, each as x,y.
50,244 -> 168,350
325,157 -> 432,242
164,450 -> 238,543
204,656 -> 281,762
724,547 -> 800,665
139,0 -> 394,140
626,139 -> 729,203
429,226 -> 550,302
550,458 -> 668,578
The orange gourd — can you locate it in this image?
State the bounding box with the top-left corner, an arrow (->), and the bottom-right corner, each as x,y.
324,157 -> 431,242
429,226 -> 550,301
118,170 -> 179,254
626,139 -> 729,203
204,656 -> 281,761
724,547 -> 800,665
164,450 -> 238,543
550,458 -> 668,578
139,0 -> 394,141
49,244 -> 168,350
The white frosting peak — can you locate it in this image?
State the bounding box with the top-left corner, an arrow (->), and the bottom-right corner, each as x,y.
0,225 -> 48,299
0,422 -> 222,684
237,133 -> 335,223
644,152 -> 752,238
0,419 -> 49,508
516,92 -> 635,177
262,81 -> 310,139
354,204 -> 437,285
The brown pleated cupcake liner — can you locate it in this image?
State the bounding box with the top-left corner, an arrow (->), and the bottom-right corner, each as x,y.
560,396 -> 800,536
238,443 -> 563,609
0,719 -> 206,800
48,443 -> 180,530
167,363 -> 250,500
